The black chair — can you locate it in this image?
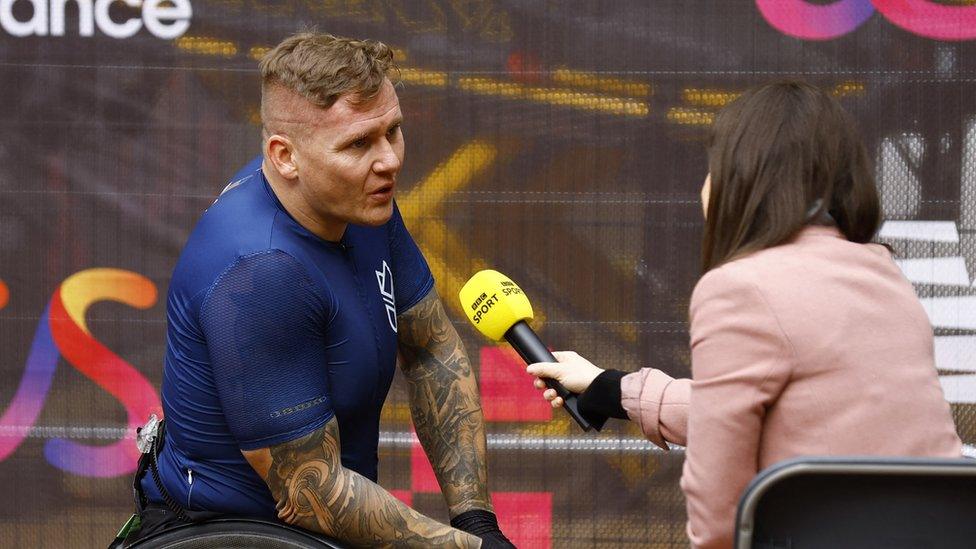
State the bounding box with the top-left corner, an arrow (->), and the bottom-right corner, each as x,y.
735,456 -> 976,549
125,518 -> 346,548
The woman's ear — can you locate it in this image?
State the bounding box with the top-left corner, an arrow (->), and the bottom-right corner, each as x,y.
701,174 -> 712,220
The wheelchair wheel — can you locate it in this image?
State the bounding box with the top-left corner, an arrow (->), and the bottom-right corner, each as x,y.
126,518 -> 345,548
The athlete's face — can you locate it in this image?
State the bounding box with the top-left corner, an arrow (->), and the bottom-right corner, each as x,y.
291,79 -> 404,238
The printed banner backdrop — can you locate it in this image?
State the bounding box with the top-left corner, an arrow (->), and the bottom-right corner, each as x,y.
1,0 -> 975,546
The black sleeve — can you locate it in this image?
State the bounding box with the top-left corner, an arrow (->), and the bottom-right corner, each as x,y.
577,369 -> 629,425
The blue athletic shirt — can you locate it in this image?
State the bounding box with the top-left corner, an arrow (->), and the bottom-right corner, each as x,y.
142,156 -> 434,518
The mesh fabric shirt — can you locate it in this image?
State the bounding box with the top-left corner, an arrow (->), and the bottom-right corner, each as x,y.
141,157 -> 433,518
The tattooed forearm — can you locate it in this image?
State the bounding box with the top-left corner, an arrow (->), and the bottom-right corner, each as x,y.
248,419 -> 480,548
398,289 -> 491,517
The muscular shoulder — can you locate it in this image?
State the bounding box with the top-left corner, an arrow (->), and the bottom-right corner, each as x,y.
170,176 -> 283,299
194,174 -> 280,255
203,250 -> 330,315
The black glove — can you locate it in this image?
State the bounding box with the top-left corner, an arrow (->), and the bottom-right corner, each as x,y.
451,509 -> 516,548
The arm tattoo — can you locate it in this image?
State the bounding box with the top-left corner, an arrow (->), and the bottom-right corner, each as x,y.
264,418 -> 479,548
397,289 -> 492,517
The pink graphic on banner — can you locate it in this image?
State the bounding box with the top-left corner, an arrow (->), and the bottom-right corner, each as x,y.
493,492 -> 552,549
756,0 -> 875,40
757,0 -> 976,41
873,0 -> 976,41
479,346 -> 552,422
389,490 -> 413,507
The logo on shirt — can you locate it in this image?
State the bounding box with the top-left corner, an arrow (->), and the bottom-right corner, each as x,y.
209,172 -> 254,207
376,261 -> 397,333
270,395 -> 329,419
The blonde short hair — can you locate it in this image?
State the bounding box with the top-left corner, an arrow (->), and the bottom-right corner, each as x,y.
259,32 -> 398,127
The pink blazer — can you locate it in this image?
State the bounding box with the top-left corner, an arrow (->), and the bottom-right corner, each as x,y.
621,225 -> 962,549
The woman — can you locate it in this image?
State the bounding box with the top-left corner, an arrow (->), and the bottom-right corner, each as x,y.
527,81 -> 962,549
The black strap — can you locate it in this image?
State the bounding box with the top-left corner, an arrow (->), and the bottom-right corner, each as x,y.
146,420 -> 191,523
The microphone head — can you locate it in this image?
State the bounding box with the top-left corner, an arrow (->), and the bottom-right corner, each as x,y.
458,270 -> 534,341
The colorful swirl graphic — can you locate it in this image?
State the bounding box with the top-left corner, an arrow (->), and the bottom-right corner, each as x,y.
874,0 -> 976,41
757,0 -> 976,41
756,0 -> 875,41
0,303 -> 59,462
0,269 -> 161,477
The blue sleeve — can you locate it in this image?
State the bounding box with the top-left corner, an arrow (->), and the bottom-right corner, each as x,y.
388,200 -> 435,313
199,250 -> 335,451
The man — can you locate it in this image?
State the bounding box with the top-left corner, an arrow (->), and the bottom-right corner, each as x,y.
135,32 -> 513,547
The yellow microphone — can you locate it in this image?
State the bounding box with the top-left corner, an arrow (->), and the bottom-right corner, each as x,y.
459,270 -> 596,431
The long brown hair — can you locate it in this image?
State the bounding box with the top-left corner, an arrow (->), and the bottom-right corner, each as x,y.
702,80 -> 880,272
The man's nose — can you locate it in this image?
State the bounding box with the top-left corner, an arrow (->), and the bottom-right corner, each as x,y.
372,139 -> 402,175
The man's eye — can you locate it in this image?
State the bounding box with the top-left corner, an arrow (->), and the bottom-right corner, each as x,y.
387,124 -> 401,137
351,138 -> 368,149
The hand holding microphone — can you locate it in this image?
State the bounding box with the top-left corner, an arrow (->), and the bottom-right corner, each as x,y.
459,270 -> 602,431
526,351 -> 604,408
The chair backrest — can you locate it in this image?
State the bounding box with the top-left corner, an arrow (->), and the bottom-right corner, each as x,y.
735,456 -> 976,549
126,518 -> 346,548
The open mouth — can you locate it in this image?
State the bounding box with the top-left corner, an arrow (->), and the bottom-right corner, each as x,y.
369,184 -> 395,200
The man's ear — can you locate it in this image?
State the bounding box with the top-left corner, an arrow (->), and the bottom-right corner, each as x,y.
266,133 -> 300,180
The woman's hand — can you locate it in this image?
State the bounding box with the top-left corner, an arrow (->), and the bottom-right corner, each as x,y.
526,351 -> 604,408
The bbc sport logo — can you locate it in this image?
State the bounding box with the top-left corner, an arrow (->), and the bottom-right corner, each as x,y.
0,0 -> 191,39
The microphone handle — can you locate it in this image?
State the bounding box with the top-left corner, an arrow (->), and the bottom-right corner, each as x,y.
504,321 -> 595,432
